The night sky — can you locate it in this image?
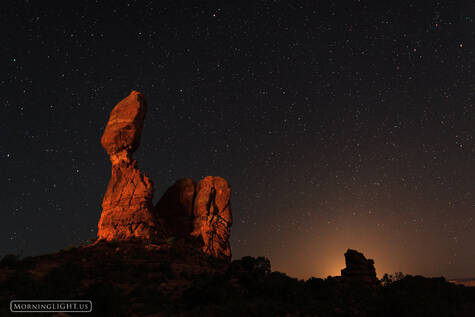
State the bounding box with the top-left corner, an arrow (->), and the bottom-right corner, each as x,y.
2,1 -> 474,279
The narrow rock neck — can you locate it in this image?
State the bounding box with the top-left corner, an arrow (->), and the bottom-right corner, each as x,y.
110,149 -> 132,165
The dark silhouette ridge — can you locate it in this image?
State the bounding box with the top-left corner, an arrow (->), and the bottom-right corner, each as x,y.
1,244 -> 474,316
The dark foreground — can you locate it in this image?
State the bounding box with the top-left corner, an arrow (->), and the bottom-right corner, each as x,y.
1,240 -> 474,317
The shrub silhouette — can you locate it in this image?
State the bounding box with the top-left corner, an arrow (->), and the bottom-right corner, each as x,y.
0,254 -> 20,267
229,256 -> 271,276
381,271 -> 406,286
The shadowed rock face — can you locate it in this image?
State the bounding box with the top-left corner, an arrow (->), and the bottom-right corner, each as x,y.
155,176 -> 233,259
192,176 -> 232,259
98,91 -> 160,242
154,178 -> 196,238
97,91 -> 233,259
341,249 -> 379,284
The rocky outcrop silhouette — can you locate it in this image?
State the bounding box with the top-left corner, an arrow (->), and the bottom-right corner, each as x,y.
97,91 -> 233,259
98,91 -> 161,242
341,249 -> 379,284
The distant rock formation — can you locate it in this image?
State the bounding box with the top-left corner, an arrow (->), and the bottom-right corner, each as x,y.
98,91 -> 233,260
341,249 -> 379,284
98,91 -> 161,242
449,279 -> 475,287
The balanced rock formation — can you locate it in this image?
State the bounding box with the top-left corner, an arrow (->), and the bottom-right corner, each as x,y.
192,176 -> 232,259
341,249 -> 379,284
98,91 -> 160,241
97,91 -> 233,260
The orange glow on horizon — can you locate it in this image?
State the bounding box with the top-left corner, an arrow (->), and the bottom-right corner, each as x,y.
321,258 -> 345,277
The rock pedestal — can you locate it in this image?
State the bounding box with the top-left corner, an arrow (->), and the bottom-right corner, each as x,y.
98,91 -> 160,241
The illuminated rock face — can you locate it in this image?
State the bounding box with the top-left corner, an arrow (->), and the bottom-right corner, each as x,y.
100,90 -> 146,164
98,91 -> 160,241
98,91 -> 233,259
192,176 -> 232,259
341,249 -> 379,284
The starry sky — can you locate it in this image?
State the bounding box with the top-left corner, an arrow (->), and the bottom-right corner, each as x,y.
2,1 -> 474,279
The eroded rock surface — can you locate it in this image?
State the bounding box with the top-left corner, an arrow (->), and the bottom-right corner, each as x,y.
341,249 -> 379,284
191,176 -> 232,259
98,91 -> 160,241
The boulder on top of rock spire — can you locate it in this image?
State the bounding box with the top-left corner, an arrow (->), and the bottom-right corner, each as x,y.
100,90 -> 147,165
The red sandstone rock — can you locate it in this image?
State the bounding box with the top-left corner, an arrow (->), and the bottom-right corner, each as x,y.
191,176 -> 232,259
154,178 -> 196,238
100,90 -> 147,165
341,249 -> 379,284
98,91 -> 160,242
97,91 -> 234,258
